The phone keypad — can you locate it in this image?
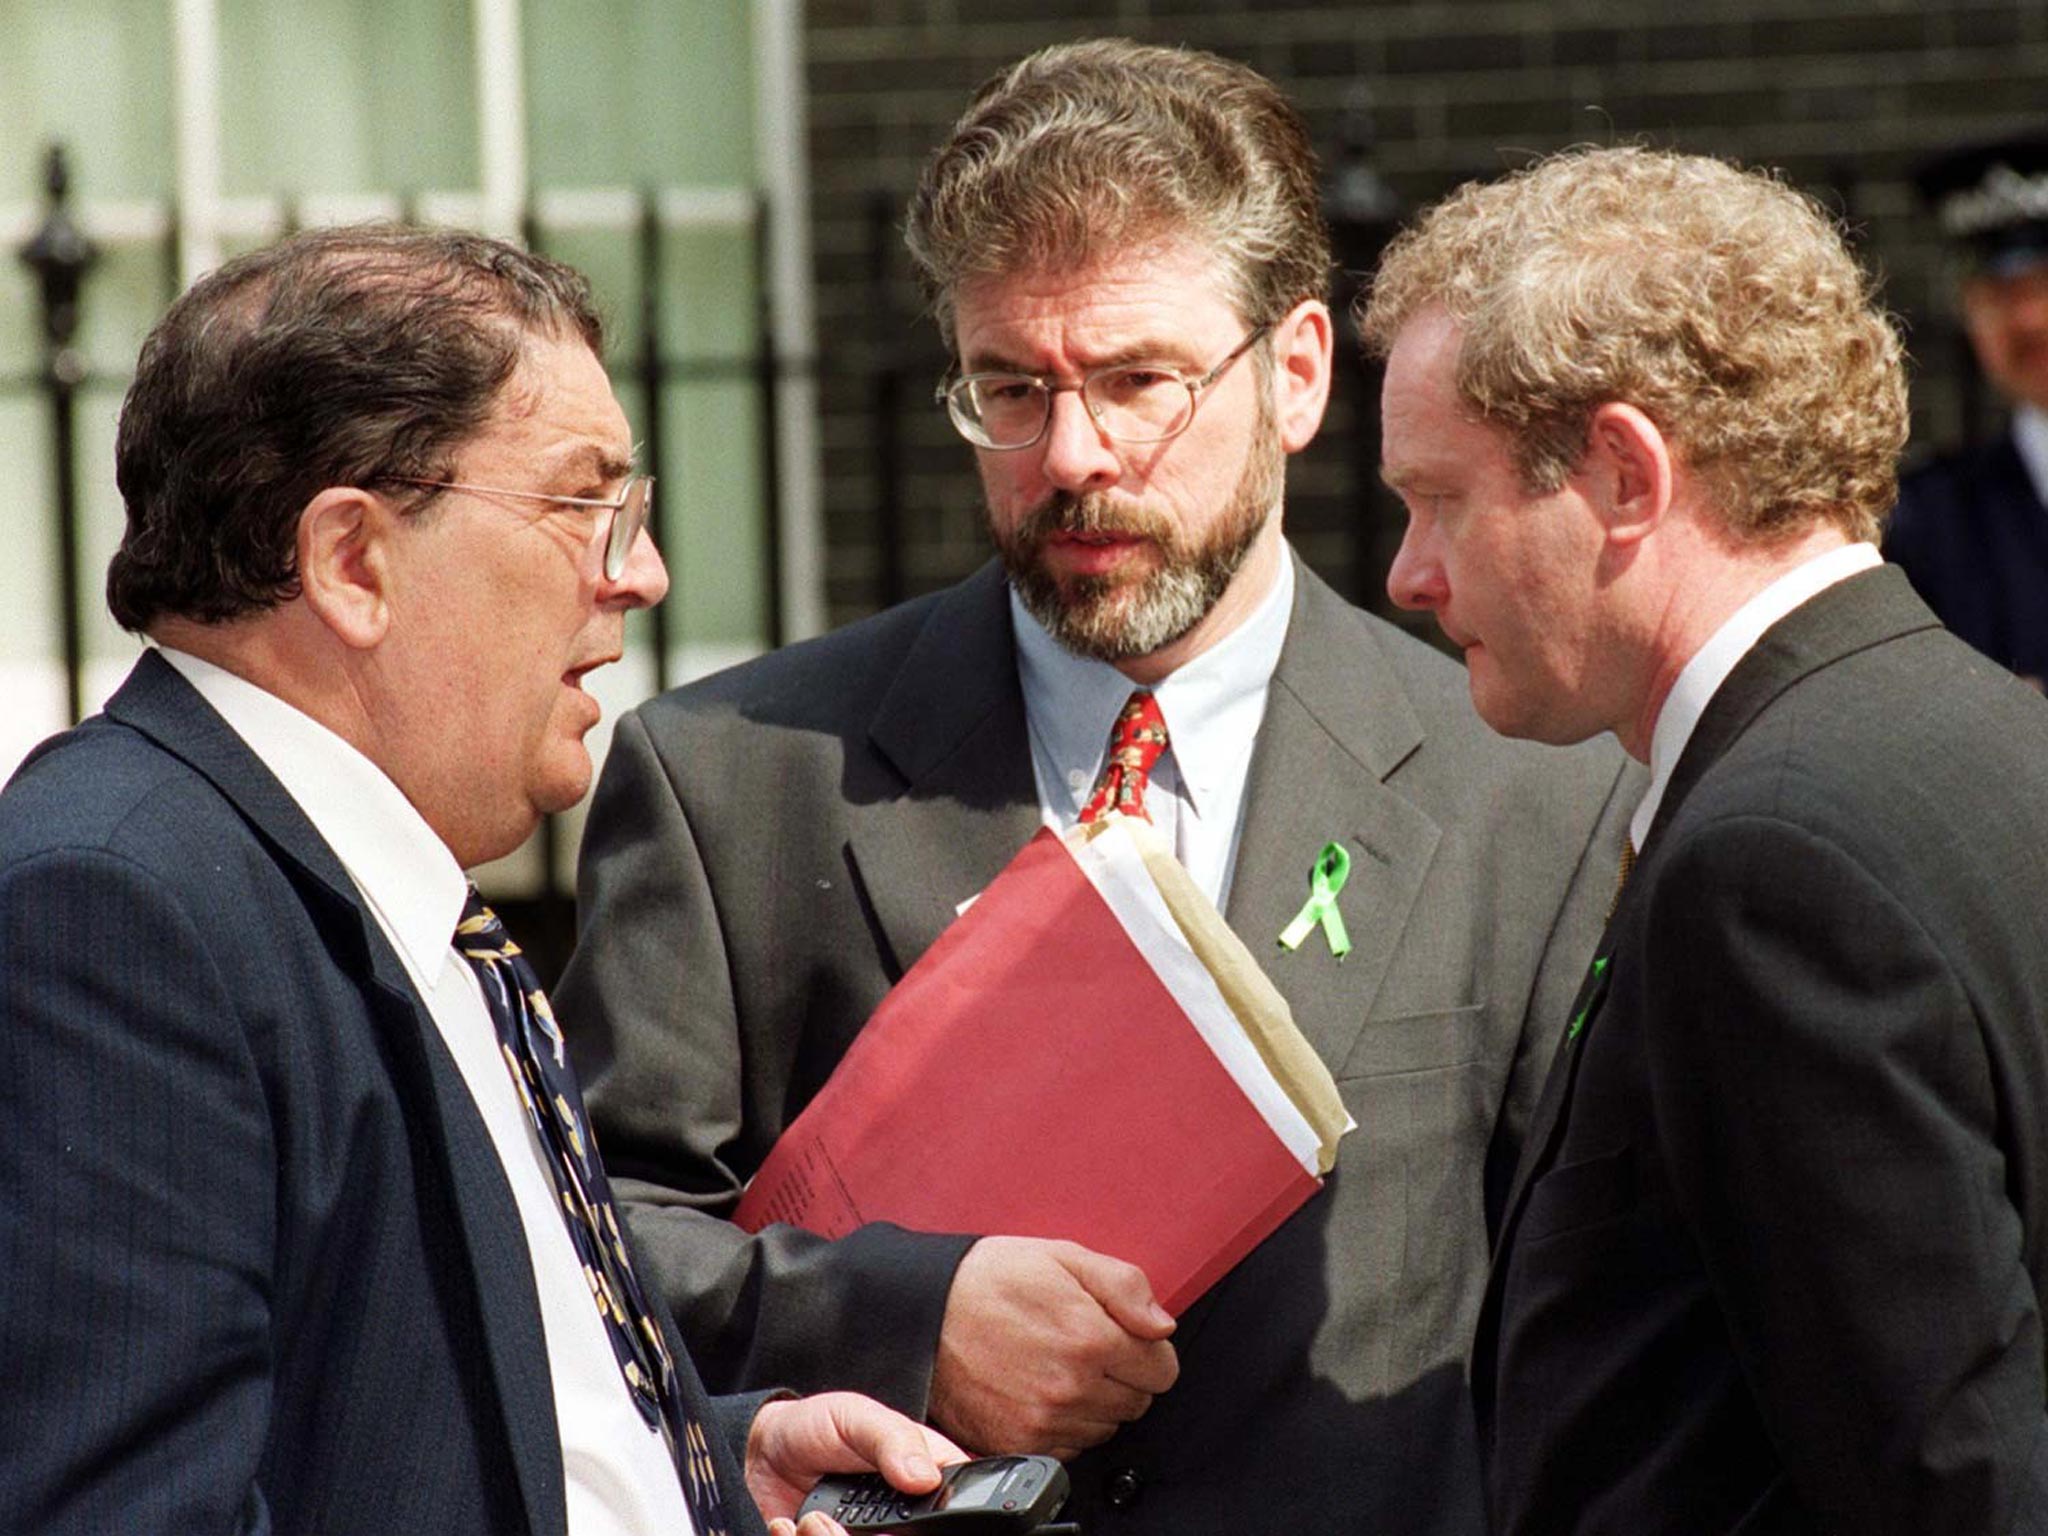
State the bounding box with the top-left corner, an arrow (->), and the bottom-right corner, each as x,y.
833,1488 -> 912,1527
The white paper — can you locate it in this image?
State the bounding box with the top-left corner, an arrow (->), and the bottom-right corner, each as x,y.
1067,821 -> 1324,1176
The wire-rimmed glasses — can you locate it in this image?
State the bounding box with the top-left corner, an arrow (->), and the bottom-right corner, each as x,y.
388,474 -> 653,580
937,324 -> 1273,451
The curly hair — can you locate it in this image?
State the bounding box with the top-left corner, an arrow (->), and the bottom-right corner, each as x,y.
1359,146 -> 1908,544
108,224 -> 604,631
905,38 -> 1330,342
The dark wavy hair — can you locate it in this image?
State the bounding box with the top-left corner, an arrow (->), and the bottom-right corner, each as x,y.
107,224 -> 604,631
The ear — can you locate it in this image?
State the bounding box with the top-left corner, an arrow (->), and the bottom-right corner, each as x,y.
296,487 -> 398,650
1269,297 -> 1334,454
1582,402 -> 1672,548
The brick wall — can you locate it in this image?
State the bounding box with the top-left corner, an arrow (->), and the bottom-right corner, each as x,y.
805,0 -> 2048,629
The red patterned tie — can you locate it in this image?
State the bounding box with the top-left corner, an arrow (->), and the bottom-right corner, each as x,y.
1080,690 -> 1170,823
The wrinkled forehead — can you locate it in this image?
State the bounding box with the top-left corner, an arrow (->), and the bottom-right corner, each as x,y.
950,239 -> 1241,346
463,328 -> 633,474
939,211 -> 1242,332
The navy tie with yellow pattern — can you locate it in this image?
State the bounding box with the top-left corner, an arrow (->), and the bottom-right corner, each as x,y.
454,888 -> 729,1536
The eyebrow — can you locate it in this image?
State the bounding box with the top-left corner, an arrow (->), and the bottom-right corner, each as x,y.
963,338 -> 1204,376
547,440 -> 638,486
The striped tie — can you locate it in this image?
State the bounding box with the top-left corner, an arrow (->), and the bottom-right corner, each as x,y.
454,889 -> 730,1536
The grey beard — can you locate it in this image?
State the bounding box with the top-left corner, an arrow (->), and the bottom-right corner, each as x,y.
992,430 -> 1283,664
1006,506 -> 1262,661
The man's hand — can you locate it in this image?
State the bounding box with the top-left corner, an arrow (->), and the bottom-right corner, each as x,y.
928,1235 -> 1179,1459
748,1390 -> 965,1534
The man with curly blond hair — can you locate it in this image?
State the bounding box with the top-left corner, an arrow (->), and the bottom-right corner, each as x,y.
1364,144 -> 2048,1534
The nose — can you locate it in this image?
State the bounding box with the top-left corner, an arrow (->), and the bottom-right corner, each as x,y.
1037,387 -> 1122,495
1385,516 -> 1446,613
605,524 -> 670,609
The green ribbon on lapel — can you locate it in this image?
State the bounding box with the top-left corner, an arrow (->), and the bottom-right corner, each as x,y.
1566,955 -> 1610,1044
1278,841 -> 1353,959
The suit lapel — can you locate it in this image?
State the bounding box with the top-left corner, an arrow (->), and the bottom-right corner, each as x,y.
1472,938 -> 1616,1425
1227,563 -> 1441,1073
1494,944 -> 1616,1237
107,652 -> 368,912
847,559 -> 1449,1065
847,565 -> 1046,979
847,560 -> 1448,1066
358,960 -> 570,1536
1648,565 -> 1941,847
106,652 -> 567,1535
1480,566 -> 1945,1408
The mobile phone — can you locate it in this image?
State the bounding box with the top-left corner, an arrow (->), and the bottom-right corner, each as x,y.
797,1453 -> 1070,1533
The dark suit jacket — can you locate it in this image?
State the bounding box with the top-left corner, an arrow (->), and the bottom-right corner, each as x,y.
1476,567 -> 2048,1536
559,556 -> 1638,1536
1886,430 -> 2048,684
0,651 -> 762,1536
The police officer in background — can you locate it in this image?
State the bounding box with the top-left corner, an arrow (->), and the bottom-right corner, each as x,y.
1888,131 -> 2048,689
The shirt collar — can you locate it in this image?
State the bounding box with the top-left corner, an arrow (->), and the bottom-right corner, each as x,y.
1630,541 -> 1881,851
1011,553 -> 1295,819
2011,402 -> 2048,509
156,646 -> 470,996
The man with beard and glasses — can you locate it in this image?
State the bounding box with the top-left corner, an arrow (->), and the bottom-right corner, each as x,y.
556,39 -> 1636,1536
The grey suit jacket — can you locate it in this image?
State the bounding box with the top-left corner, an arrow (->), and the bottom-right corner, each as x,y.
560,555 -> 1636,1536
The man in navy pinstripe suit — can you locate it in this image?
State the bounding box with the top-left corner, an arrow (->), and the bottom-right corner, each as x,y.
0,225 -> 953,1536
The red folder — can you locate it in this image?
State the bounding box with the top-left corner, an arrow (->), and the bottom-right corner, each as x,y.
732,827 -> 1323,1314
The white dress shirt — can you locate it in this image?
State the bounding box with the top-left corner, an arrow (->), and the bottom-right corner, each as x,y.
1629,541 -> 1883,851
1012,554 -> 1294,909
159,648 -> 693,1536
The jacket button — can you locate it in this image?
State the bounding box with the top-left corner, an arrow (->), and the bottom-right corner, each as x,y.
1104,1467 -> 1143,1510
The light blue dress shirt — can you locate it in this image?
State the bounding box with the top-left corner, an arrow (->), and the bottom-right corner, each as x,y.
1009,555 -> 1294,910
